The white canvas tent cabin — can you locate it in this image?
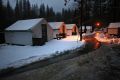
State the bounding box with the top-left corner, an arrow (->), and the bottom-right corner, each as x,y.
5,18 -> 53,46
66,24 -> 79,36
79,26 -> 92,33
48,22 -> 67,38
107,23 -> 120,37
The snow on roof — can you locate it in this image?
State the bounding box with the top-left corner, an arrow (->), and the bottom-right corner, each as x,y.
49,22 -> 64,29
6,18 -> 44,31
66,24 -> 76,29
108,22 -> 120,28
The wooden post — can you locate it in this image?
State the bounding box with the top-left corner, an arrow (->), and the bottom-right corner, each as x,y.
80,0 -> 83,41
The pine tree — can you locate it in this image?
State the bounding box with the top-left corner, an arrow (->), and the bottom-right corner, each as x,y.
31,4 -> 39,18
19,0 -> 23,19
109,0 -> 120,22
23,0 -> 27,19
46,5 -> 50,19
6,0 -> 14,18
0,0 -> 5,43
22,0 -> 32,19
55,12 -> 62,21
0,0 -> 3,30
26,0 -> 31,18
0,0 -> 3,20
0,0 -> 2,10
31,5 -> 36,18
49,7 -> 55,21
39,4 -> 46,18
15,0 -> 21,20
6,0 -> 14,27
0,0 -> 8,30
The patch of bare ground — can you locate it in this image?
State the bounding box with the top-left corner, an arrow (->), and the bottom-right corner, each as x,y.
1,44 -> 120,80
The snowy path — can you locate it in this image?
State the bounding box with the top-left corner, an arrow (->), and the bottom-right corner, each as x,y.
0,36 -> 85,69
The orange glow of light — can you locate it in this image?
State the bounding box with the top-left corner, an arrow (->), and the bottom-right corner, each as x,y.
96,22 -> 100,27
82,39 -> 86,43
95,32 -> 100,37
94,42 -> 100,49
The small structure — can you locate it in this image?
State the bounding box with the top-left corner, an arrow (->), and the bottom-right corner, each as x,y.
66,24 -> 79,36
5,18 -> 53,45
79,26 -> 92,33
107,22 -> 120,37
49,22 -> 67,38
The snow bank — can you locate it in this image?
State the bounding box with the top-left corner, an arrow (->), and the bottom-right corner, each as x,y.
0,36 -> 85,69
95,32 -> 111,43
95,32 -> 120,44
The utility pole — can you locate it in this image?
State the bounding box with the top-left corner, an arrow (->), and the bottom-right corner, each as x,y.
79,0 -> 83,41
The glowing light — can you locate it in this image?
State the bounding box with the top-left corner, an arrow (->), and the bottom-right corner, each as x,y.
95,32 -> 100,36
82,39 -> 86,42
96,22 -> 100,27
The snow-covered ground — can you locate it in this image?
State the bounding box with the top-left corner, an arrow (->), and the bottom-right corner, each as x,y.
0,36 -> 85,69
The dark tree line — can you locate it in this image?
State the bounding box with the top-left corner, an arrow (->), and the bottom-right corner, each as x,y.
64,0 -> 120,40
93,0 -> 120,26
0,0 -> 74,31
65,0 -> 120,27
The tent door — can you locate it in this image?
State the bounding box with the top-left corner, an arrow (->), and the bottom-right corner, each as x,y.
62,25 -> 65,33
42,24 -> 48,42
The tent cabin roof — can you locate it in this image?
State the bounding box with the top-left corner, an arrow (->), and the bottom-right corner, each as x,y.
5,18 -> 44,31
66,24 -> 76,30
108,22 -> 120,28
48,22 -> 64,29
